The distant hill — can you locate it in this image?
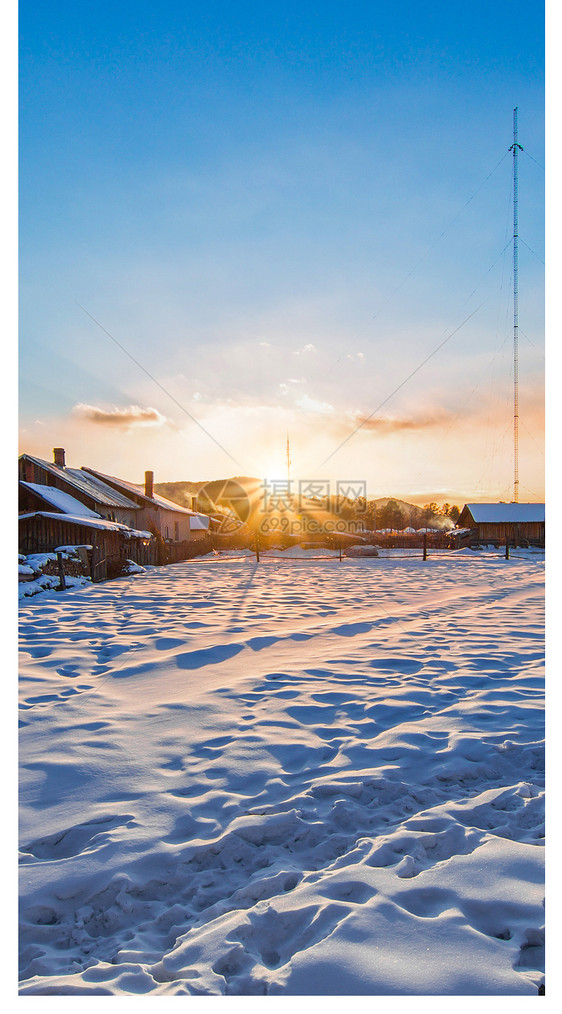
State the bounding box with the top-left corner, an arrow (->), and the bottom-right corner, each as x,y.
154,479 -> 453,529
155,480 -> 208,508
155,477 -> 259,510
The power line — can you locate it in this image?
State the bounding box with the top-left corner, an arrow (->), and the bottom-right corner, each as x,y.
318,301 -> 486,468
306,149 -> 510,393
520,328 -> 545,358
520,417 -> 545,459
359,151 -> 510,333
316,231 -> 512,468
522,149 -> 545,172
77,303 -> 243,469
519,236 -> 545,265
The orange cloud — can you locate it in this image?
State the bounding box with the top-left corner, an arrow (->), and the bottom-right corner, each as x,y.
352,409 -> 453,433
73,403 -> 166,427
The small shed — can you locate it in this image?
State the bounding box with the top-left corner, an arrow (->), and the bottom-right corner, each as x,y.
457,503 -> 545,547
19,512 -> 155,580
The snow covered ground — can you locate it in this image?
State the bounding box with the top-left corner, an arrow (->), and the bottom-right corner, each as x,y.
19,550 -> 544,995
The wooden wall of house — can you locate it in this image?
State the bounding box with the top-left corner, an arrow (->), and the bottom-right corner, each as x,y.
101,507 -> 143,527
160,508 -> 192,542
19,458 -> 40,484
19,486 -> 47,514
476,521 -> 544,545
134,506 -> 204,543
188,528 -> 209,541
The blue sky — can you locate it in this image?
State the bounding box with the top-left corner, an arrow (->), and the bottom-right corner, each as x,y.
18,1 -> 545,502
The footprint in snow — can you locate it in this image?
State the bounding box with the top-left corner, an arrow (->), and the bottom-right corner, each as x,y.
20,814 -> 135,861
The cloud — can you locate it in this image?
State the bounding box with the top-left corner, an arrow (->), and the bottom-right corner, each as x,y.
73,403 -> 167,427
297,394 -> 334,415
352,409 -> 453,433
294,343 -> 316,355
279,378 -> 306,395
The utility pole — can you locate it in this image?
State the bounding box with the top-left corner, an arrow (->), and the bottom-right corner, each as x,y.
510,107 -> 523,503
286,433 -> 291,487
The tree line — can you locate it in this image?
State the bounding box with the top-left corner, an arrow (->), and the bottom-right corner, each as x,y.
307,497 -> 460,531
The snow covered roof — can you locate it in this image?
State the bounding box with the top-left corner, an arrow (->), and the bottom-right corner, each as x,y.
82,466 -> 209,519
20,481 -> 102,518
19,512 -> 153,539
462,503 -> 545,524
21,455 -> 141,510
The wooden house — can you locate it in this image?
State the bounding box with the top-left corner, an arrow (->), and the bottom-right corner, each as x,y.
81,467 -> 211,545
19,451 -> 143,527
457,503 -> 545,547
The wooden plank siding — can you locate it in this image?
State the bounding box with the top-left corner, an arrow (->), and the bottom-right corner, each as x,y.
19,515 -> 156,581
457,505 -> 545,547
476,521 -> 545,545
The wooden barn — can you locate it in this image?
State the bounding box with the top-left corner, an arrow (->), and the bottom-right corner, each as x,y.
457,503 -> 545,547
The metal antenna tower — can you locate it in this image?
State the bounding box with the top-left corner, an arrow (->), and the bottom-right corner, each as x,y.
286,433 -> 291,486
510,107 -> 523,503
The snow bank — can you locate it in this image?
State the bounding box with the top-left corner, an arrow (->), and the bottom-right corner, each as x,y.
18,549 -> 92,599
344,545 -> 379,557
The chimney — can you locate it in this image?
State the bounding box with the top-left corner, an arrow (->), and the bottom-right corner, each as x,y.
145,470 -> 154,499
191,496 -> 198,512
53,447 -> 65,468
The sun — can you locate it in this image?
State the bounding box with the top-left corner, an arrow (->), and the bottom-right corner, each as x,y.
257,456 -> 290,487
